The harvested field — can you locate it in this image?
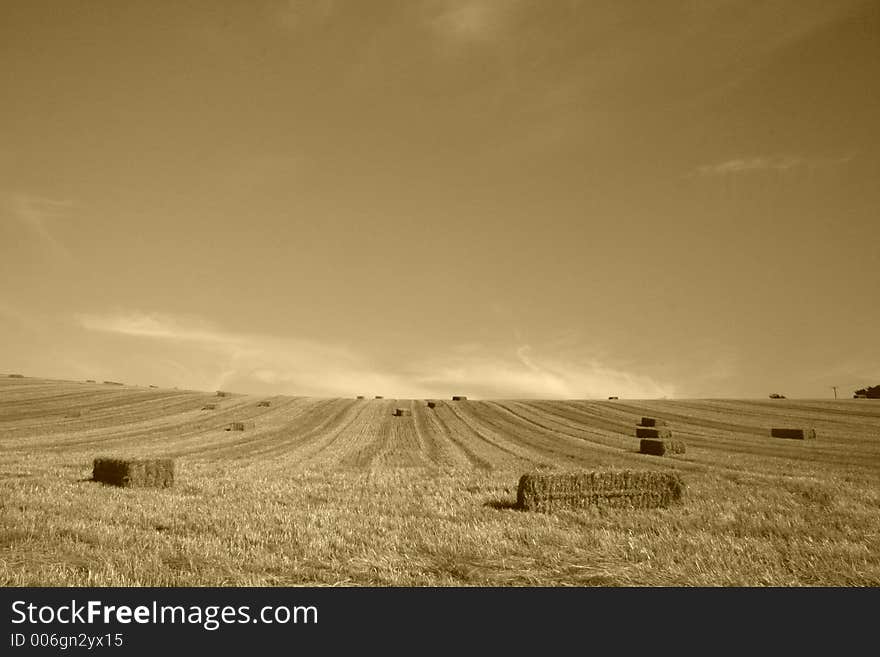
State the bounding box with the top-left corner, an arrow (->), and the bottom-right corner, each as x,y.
1,377 -> 879,586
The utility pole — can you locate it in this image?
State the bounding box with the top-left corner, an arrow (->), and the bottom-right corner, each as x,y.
831,386 -> 838,400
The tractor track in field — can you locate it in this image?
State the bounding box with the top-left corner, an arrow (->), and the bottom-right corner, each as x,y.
421,403 -> 493,470
180,399 -> 353,460
441,402 -> 536,465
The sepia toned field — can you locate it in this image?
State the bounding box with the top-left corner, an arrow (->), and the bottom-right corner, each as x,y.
1,377 -> 878,586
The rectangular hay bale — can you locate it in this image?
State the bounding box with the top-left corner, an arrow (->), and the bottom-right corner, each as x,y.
227,421 -> 255,431
392,408 -> 412,416
8,374 -> 25,378
452,395 -> 467,401
635,427 -> 672,439
216,391 -> 228,397
93,457 -> 174,488
201,404 -> 217,410
517,470 -> 685,512
257,401 -> 271,407
640,438 -> 686,456
356,396 -> 365,399
426,401 -> 437,408
770,427 -> 816,440
638,417 -> 667,427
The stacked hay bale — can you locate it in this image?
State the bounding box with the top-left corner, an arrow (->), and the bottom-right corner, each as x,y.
452,395 -> 467,401
426,401 -> 437,409
770,427 -> 817,440
226,421 -> 256,431
517,470 -> 685,512
356,396 -> 365,400
607,396 -> 619,400
8,374 -> 25,378
392,408 -> 412,417
636,417 -> 686,456
93,457 -> 174,488
374,396 -> 384,399
257,401 -> 271,407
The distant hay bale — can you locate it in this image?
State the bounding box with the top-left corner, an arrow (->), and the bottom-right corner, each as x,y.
374,396 -> 384,399
8,374 -> 24,378
85,379 -> 96,383
216,391 -> 228,397
149,385 -> 158,389
770,427 -> 816,440
426,401 -> 437,408
201,404 -> 217,410
226,421 -> 255,431
103,380 -> 123,386
639,438 -> 686,456
392,408 -> 412,417
452,395 -> 467,401
257,401 -> 271,407
638,417 -> 667,427
92,457 -> 174,488
608,396 -> 619,400
516,470 -> 686,512
769,393 -> 786,399
356,396 -> 365,399
635,427 -> 672,439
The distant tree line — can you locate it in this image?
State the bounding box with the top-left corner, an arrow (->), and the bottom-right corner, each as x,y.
854,385 -> 880,399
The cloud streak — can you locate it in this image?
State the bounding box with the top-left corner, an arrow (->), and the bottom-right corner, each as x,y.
694,154 -> 853,177
76,311 -> 673,399
1,193 -> 74,258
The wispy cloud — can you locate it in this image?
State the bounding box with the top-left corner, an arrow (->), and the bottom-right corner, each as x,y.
1,193 -> 74,258
693,154 -> 853,177
413,344 -> 673,399
75,310 -> 673,399
274,0 -> 337,31
425,0 -> 516,44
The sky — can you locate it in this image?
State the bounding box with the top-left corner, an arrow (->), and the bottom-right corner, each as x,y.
1,0 -> 878,399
